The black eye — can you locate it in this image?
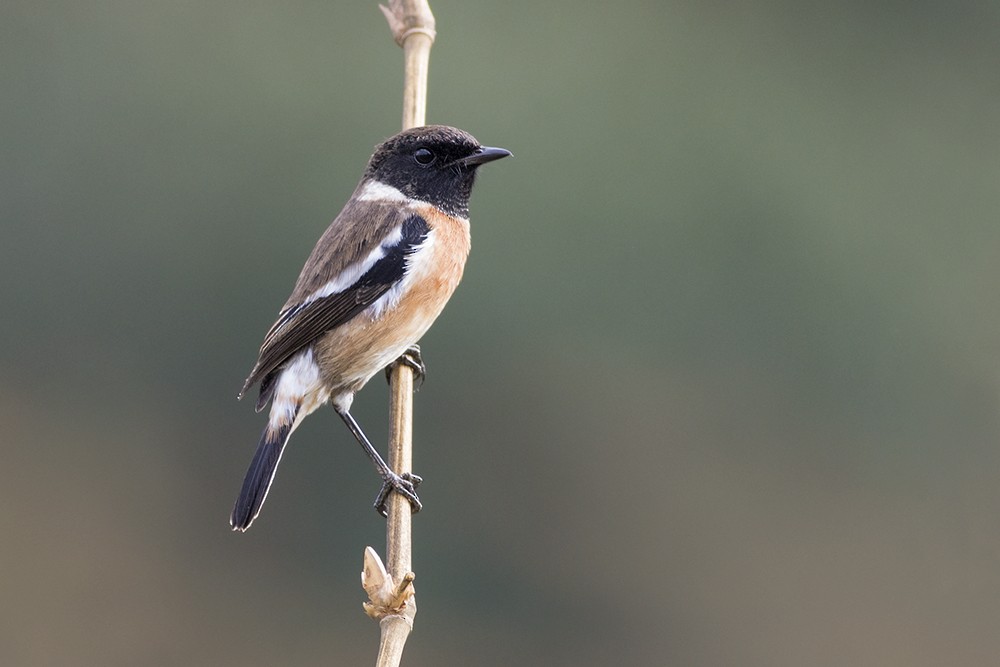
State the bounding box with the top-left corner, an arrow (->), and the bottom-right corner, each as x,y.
413,148 -> 436,165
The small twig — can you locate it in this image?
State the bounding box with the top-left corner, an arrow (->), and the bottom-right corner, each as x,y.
364,2 -> 436,666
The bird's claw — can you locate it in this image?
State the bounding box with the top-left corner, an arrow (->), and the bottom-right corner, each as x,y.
374,471 -> 423,517
385,344 -> 426,388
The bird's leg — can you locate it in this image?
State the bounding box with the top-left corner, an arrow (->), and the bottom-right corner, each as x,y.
384,344 -> 426,388
335,406 -> 422,517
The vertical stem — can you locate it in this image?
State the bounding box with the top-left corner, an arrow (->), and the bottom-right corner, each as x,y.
387,0 -> 434,583
383,0 -> 435,590
400,31 -> 433,129
371,3 -> 436,666
385,361 -> 414,578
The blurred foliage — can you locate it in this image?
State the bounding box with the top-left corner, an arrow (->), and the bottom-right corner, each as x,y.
2,1 -> 999,665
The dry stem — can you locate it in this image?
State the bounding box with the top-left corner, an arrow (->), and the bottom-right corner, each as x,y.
379,0 -> 436,129
365,2 -> 436,666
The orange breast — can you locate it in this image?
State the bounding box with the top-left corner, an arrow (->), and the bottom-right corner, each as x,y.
313,205 -> 471,395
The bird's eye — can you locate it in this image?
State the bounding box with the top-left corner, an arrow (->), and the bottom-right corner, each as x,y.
413,148 -> 436,166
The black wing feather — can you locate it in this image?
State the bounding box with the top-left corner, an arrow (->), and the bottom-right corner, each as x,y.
239,213 -> 429,400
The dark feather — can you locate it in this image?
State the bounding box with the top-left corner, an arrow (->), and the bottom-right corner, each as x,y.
255,372 -> 277,413
230,415 -> 297,531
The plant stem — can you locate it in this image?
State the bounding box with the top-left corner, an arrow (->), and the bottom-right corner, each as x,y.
368,2 -> 436,666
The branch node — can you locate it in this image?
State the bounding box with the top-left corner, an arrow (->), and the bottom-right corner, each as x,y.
379,2 -> 437,47
362,546 -> 416,620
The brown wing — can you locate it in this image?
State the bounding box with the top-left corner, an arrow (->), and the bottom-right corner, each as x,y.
239,209 -> 430,406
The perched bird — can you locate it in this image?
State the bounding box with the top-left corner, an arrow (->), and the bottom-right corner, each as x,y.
231,125 -> 510,532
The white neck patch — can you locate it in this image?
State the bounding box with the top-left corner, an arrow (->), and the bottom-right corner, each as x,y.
357,180 -> 412,204
356,179 -> 470,222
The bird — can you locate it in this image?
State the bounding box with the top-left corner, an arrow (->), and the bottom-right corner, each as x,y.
230,125 -> 510,532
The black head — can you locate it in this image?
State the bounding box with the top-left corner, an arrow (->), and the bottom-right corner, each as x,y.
364,125 -> 511,218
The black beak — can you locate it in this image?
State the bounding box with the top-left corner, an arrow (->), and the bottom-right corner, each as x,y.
457,146 -> 512,169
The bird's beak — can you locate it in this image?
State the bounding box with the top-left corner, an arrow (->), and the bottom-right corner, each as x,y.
457,146 -> 512,168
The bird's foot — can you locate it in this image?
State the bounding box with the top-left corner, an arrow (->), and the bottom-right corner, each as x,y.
385,344 -> 425,388
374,471 -> 423,517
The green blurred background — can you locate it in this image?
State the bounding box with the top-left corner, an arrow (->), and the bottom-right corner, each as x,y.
3,1 -> 999,665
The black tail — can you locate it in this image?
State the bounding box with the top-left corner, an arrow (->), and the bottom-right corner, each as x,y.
230,420 -> 294,531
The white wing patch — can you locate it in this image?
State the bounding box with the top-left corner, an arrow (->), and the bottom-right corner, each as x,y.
301,225 -> 403,305
366,231 -> 436,320
294,215 -> 435,317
